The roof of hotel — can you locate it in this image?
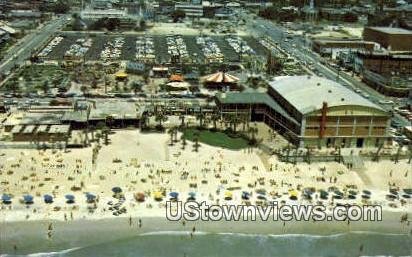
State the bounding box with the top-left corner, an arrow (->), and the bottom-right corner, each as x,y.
216,90 -> 299,126
269,76 -> 386,115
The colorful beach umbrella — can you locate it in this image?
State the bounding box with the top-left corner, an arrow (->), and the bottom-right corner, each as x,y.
112,187 -> 122,194
224,191 -> 233,200
135,192 -> 145,202
241,191 -> 250,200
85,193 -> 96,203
43,194 -> 53,204
169,192 -> 179,199
65,194 -> 75,204
153,191 -> 163,201
2,194 -> 12,204
188,192 -> 196,201
23,195 -> 34,204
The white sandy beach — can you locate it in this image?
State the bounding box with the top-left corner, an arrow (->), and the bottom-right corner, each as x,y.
0,129 -> 410,224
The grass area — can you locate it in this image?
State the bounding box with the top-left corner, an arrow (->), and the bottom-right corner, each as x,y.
182,128 -> 249,150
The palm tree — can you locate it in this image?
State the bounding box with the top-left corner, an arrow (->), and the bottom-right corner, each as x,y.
196,110 -> 205,129
96,121 -> 109,145
168,128 -> 175,145
179,114 -> 186,128
248,126 -> 258,145
229,114 -> 242,134
181,135 -> 187,150
155,111 -> 167,129
210,113 -> 220,131
89,125 -> 95,141
140,112 -> 149,129
193,133 -> 200,152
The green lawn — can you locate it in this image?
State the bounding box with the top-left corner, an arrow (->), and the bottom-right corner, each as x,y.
182,128 -> 249,150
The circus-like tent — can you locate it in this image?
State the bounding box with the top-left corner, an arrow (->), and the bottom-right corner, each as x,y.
202,71 -> 239,89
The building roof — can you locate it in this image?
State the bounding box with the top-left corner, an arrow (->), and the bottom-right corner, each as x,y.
216,91 -> 299,126
270,76 -> 386,115
89,101 -> 138,120
49,125 -> 70,134
367,27 -> 412,35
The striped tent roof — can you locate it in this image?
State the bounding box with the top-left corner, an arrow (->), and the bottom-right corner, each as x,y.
203,71 -> 239,84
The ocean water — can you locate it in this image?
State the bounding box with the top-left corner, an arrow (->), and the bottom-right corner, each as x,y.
2,231 -> 411,257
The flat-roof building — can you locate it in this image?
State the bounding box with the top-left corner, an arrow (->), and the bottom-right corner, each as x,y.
216,76 -> 390,148
363,27 -> 412,52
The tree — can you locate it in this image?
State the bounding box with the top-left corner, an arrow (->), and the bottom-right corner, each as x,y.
179,114 -> 186,128
80,85 -> 88,96
210,113 -> 220,131
168,128 -> 175,146
155,111 -> 168,129
248,126 -> 258,145
139,19 -> 146,30
171,10 -> 186,23
193,131 -> 200,152
196,110 -> 205,129
130,81 -> 142,95
53,0 -> 70,14
41,80 -> 49,94
181,135 -> 187,150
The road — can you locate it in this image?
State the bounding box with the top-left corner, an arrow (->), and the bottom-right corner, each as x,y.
243,13 -> 410,127
0,14 -> 69,75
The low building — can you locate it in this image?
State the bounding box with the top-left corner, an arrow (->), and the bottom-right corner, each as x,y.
363,27 -> 412,52
312,40 -> 377,59
216,76 -> 390,148
80,9 -> 128,20
175,2 -> 204,17
8,10 -> 41,19
354,51 -> 412,76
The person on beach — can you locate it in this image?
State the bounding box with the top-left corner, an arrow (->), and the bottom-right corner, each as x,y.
138,219 -> 142,228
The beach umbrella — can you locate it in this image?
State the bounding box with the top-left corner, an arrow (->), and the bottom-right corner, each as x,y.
402,194 -> 411,199
112,187 -> 122,194
188,192 -> 196,201
389,189 -> 398,195
85,193 -> 96,203
134,192 -> 145,202
153,191 -> 163,201
224,191 -> 233,200
403,188 -> 412,195
65,194 -> 75,204
241,191 -> 250,200
386,194 -> 397,201
23,195 -> 34,204
361,194 -> 370,199
362,190 -> 371,195
1,194 -> 12,204
289,190 -> 298,200
257,194 -> 267,201
169,192 -> 179,199
348,190 -> 358,195
348,194 -> 356,200
43,194 -> 53,204
319,190 -> 328,200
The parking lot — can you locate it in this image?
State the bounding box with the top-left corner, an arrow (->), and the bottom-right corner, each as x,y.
39,33 -> 267,64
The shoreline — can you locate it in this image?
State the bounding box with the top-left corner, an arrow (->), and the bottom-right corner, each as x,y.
1,211 -> 411,255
